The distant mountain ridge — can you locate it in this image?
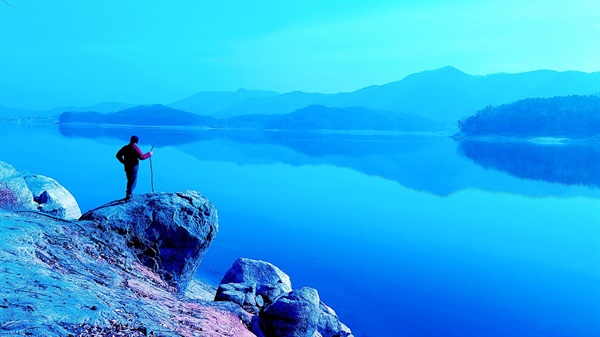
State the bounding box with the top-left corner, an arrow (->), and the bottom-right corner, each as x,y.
5,67 -> 600,130
166,67 -> 600,125
261,105 -> 442,131
169,88 -> 280,115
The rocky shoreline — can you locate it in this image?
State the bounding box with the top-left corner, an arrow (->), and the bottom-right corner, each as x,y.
0,161 -> 353,337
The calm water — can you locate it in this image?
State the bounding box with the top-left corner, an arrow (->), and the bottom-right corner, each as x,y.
1,122 -> 599,337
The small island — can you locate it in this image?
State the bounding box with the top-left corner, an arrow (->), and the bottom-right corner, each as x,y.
457,95 -> 599,139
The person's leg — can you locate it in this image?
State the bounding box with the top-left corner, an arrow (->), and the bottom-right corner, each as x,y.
130,166 -> 138,195
125,166 -> 136,198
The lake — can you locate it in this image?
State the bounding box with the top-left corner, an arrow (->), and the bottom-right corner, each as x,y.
1,122 -> 599,337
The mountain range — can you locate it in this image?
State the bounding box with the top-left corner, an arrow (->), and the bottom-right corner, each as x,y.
168,67 -> 600,124
3,66 -> 599,130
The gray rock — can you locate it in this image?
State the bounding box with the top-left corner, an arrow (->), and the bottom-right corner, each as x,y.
220,258 -> 293,293
0,160 -> 18,180
0,161 -> 36,211
219,289 -> 246,305
24,174 -> 82,220
216,258 -> 292,314
317,301 -> 354,337
259,287 -> 321,337
339,323 -> 353,337
80,191 -> 218,292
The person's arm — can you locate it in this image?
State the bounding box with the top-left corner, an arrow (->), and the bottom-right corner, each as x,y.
116,147 -> 125,164
134,144 -> 153,160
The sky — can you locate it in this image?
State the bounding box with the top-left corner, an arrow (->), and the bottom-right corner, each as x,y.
1,0 -> 599,110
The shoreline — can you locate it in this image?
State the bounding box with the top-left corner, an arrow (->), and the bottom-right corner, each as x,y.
451,134 -> 600,144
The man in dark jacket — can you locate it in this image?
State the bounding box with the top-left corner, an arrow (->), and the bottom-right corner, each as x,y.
116,135 -> 153,200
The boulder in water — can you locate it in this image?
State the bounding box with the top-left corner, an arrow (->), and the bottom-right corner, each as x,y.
259,287 -> 321,337
215,257 -> 293,314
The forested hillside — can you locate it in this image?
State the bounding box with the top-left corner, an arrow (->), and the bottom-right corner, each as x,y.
458,95 -> 599,138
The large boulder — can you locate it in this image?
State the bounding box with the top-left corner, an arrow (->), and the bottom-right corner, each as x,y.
24,174 -> 82,220
259,287 -> 321,337
0,161 -> 36,211
215,258 -> 293,314
80,191 -> 218,292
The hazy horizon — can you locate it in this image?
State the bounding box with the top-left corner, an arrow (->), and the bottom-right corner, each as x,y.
1,0 -> 599,110
2,66 -> 599,112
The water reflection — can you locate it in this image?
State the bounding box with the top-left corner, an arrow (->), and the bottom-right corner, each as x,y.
3,122 -> 599,337
57,124 -> 600,195
59,124 -> 428,154
457,139 -> 600,187
58,125 -> 468,195
59,124 -> 212,147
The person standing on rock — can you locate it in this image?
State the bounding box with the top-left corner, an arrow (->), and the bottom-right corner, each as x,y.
116,135 -> 153,200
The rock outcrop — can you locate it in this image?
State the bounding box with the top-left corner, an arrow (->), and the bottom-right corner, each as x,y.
24,174 -> 82,220
216,258 -> 353,337
0,209 -> 254,337
0,161 -> 354,336
80,191 -> 218,292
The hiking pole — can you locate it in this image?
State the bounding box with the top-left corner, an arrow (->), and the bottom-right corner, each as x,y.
150,146 -> 155,194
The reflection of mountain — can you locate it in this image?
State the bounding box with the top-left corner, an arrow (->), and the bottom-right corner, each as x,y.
58,124 -> 291,148
457,139 -> 600,187
57,124 -> 600,197
59,124 -> 208,147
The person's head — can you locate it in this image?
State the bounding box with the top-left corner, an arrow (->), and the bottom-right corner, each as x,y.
130,135 -> 139,144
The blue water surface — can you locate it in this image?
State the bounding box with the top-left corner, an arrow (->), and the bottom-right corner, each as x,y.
1,122 -> 598,337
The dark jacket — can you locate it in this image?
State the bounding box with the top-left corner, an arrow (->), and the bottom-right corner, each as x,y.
116,143 -> 151,169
